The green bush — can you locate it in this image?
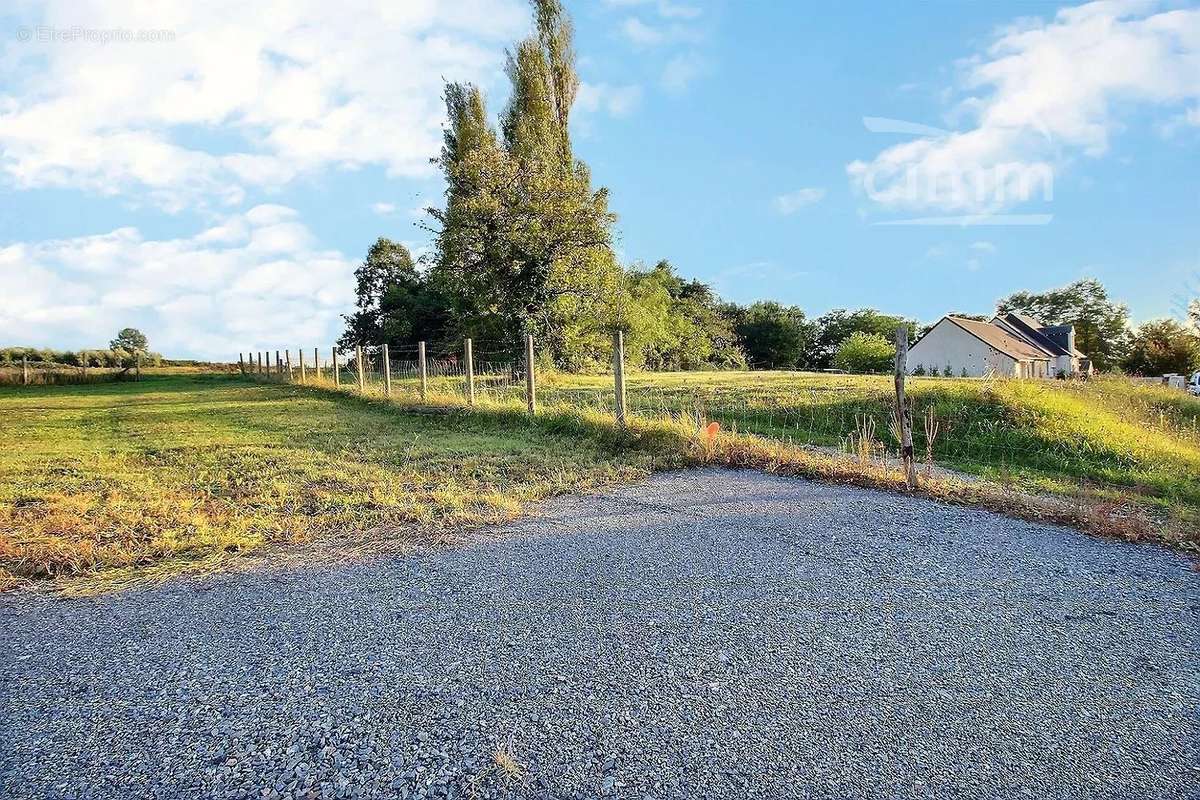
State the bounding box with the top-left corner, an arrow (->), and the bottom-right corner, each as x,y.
831,332 -> 895,374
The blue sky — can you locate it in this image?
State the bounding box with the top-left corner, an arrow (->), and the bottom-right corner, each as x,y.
2,0 -> 1198,358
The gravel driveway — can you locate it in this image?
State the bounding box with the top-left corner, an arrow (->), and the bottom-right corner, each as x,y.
2,469 -> 1197,800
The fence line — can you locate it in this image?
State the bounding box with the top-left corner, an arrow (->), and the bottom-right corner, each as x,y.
235,334 -> 1198,486
1,354 -> 145,386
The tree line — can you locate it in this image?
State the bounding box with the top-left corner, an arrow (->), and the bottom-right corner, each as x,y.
338,0 -> 1199,377
2,329 -> 161,369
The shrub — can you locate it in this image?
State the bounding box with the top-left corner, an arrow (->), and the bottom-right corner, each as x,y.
832,332 -> 895,374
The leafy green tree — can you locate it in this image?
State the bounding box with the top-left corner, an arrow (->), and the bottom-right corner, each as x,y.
427,0 -> 620,365
338,238 -> 451,350
110,328 -> 148,354
621,261 -> 744,370
813,309 -> 914,369
832,331 -> 895,373
1189,299 -> 1199,333
340,238 -> 416,346
997,278 -> 1130,371
1120,319 -> 1200,375
733,302 -> 815,369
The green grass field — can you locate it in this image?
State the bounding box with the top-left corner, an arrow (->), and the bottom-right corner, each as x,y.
538,371 -> 1200,509
0,375 -> 677,591
411,368 -> 1200,515
2,370 -> 1197,591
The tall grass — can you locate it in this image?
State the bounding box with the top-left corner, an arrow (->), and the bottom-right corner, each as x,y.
0,365 -> 131,386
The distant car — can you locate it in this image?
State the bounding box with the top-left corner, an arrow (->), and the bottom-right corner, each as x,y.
1189,372 -> 1200,396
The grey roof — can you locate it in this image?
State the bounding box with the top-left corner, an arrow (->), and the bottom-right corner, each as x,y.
994,313 -> 1068,357
1009,311 -> 1045,330
945,316 -> 1053,361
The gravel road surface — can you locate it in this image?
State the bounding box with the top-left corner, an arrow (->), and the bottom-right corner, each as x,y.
2,468 -> 1197,799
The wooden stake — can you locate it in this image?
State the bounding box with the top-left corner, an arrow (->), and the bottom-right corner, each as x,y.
418,341 -> 428,400
314,348 -> 320,381
22,355 -> 29,386
333,347 -> 340,387
299,348 -> 306,383
613,330 -> 627,427
284,349 -> 292,380
135,353 -> 141,382
275,350 -> 281,377
355,345 -> 365,392
464,338 -> 475,405
525,334 -> 536,415
382,343 -> 392,396
238,353 -> 245,374
894,325 -> 917,490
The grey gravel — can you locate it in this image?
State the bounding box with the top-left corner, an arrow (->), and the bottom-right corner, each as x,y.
2,468 -> 1197,799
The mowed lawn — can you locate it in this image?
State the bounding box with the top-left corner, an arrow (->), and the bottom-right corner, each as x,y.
0,375 -> 662,590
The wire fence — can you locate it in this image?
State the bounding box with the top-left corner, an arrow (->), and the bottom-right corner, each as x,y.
0,360 -> 137,386
238,336 -> 1200,490
240,342 -> 528,406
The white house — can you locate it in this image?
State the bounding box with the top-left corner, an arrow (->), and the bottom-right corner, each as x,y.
908,312 -> 1092,379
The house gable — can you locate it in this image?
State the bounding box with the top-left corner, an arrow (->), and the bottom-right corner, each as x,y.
908,317 -> 1018,377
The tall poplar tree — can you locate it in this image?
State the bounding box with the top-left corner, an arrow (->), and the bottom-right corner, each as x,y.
428,0 -> 620,365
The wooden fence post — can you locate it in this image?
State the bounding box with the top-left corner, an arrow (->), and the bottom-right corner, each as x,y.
275,350 -> 281,377
333,347 -> 340,387
418,341 -> 428,400
382,343 -> 392,396
285,349 -> 292,380
314,348 -> 320,381
239,353 -> 245,374
613,330 -> 627,427
525,334 -> 537,415
355,345 -> 365,393
135,353 -> 142,382
22,355 -> 29,386
464,338 -> 475,405
299,348 -> 306,383
894,325 -> 917,490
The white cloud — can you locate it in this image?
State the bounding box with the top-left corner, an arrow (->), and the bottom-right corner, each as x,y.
0,0 -> 528,211
661,52 -> 707,93
371,202 -> 398,216
774,187 -> 826,215
848,1 -> 1200,213
576,82 -> 644,117
604,0 -> 701,20
622,18 -> 664,46
969,240 -> 996,253
0,206 -> 357,359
